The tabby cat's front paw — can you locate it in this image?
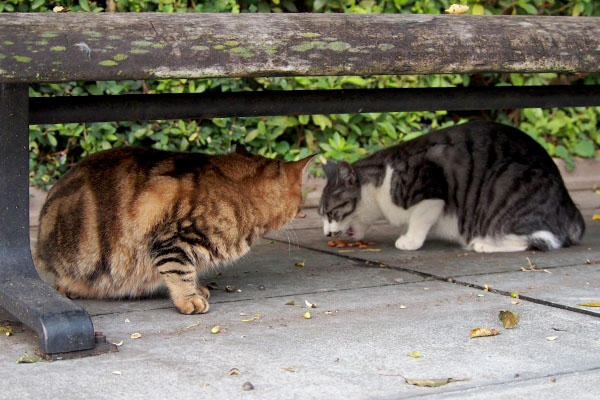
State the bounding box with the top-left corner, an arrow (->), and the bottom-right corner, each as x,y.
196,284 -> 211,299
395,235 -> 423,251
173,295 -> 210,315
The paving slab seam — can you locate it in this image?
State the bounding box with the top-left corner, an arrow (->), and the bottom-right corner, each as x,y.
82,281 -> 434,318
433,260 -> 599,279
450,278 -> 600,319
269,239 -> 600,319
392,365 -> 600,400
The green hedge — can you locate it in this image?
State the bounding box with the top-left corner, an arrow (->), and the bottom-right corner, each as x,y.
4,1 -> 599,188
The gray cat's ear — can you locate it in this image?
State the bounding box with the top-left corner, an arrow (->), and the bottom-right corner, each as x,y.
337,161 -> 357,186
323,160 -> 338,182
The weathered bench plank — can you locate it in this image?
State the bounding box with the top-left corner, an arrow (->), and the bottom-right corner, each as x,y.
1,13 -> 599,83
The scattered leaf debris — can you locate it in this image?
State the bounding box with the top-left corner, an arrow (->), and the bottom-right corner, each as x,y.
16,353 -> 46,364
124,318 -> 131,323
546,336 -> 558,341
577,302 -> 600,307
281,366 -> 296,372
0,325 -> 13,336
211,325 -> 223,334
483,284 -> 489,292
469,328 -> 500,338
113,341 -> 124,347
521,257 -> 550,273
510,292 -> 519,299
303,311 -> 312,319
405,378 -> 466,387
229,368 -> 241,376
499,310 -> 520,329
285,300 -> 295,306
186,321 -> 201,329
408,352 -> 424,358
130,332 -> 142,339
241,313 -> 263,322
256,240 -> 275,246
304,300 -> 317,308
445,4 -> 469,14
295,261 -> 305,267
242,382 -> 254,391
511,301 -> 522,306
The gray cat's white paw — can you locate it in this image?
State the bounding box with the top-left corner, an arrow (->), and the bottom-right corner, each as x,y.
395,235 -> 423,251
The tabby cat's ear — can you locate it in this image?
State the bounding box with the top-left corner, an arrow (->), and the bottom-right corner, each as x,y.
337,161 -> 357,187
235,145 -> 252,157
284,154 -> 317,182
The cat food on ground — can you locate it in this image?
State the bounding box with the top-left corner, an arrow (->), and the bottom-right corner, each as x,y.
328,239 -> 377,249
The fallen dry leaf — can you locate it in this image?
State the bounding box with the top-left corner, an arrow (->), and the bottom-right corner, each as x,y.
280,366 -> 296,372
469,328 -> 500,338
16,353 -> 46,364
405,378 -> 466,387
303,311 -> 312,319
211,326 -> 221,334
130,332 -> 142,339
0,325 -> 13,336
577,302 -> 600,307
445,4 -> 469,14
295,261 -> 305,267
499,310 -> 520,329
408,352 -> 424,358
285,300 -> 295,306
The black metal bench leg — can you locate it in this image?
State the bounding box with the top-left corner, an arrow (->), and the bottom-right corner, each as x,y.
0,83 -> 95,355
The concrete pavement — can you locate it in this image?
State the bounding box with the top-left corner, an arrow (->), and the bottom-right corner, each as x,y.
1,208 -> 599,399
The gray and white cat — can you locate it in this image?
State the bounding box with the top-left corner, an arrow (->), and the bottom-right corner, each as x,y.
318,121 -> 584,253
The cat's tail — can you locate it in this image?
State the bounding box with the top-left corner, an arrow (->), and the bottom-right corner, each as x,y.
564,206 -> 585,246
527,205 -> 585,251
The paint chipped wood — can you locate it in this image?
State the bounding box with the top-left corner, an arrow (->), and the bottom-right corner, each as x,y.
0,13 -> 599,83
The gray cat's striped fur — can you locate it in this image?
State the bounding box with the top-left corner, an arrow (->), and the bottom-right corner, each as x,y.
319,121 -> 584,252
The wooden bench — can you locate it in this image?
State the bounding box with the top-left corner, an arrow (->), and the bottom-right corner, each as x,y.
1,12 -> 599,356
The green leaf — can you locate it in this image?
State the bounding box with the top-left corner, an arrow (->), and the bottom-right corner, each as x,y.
574,140 -> 595,158
79,0 -> 90,12
31,0 -> 45,10
312,115 -> 332,131
510,74 -> 524,87
518,2 -> 538,15
245,129 -> 259,142
471,4 -> 485,15
298,115 -> 310,125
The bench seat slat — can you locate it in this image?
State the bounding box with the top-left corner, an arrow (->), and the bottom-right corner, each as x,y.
1,13 -> 599,83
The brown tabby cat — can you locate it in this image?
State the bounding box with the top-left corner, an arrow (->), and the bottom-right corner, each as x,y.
34,146 -> 314,314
